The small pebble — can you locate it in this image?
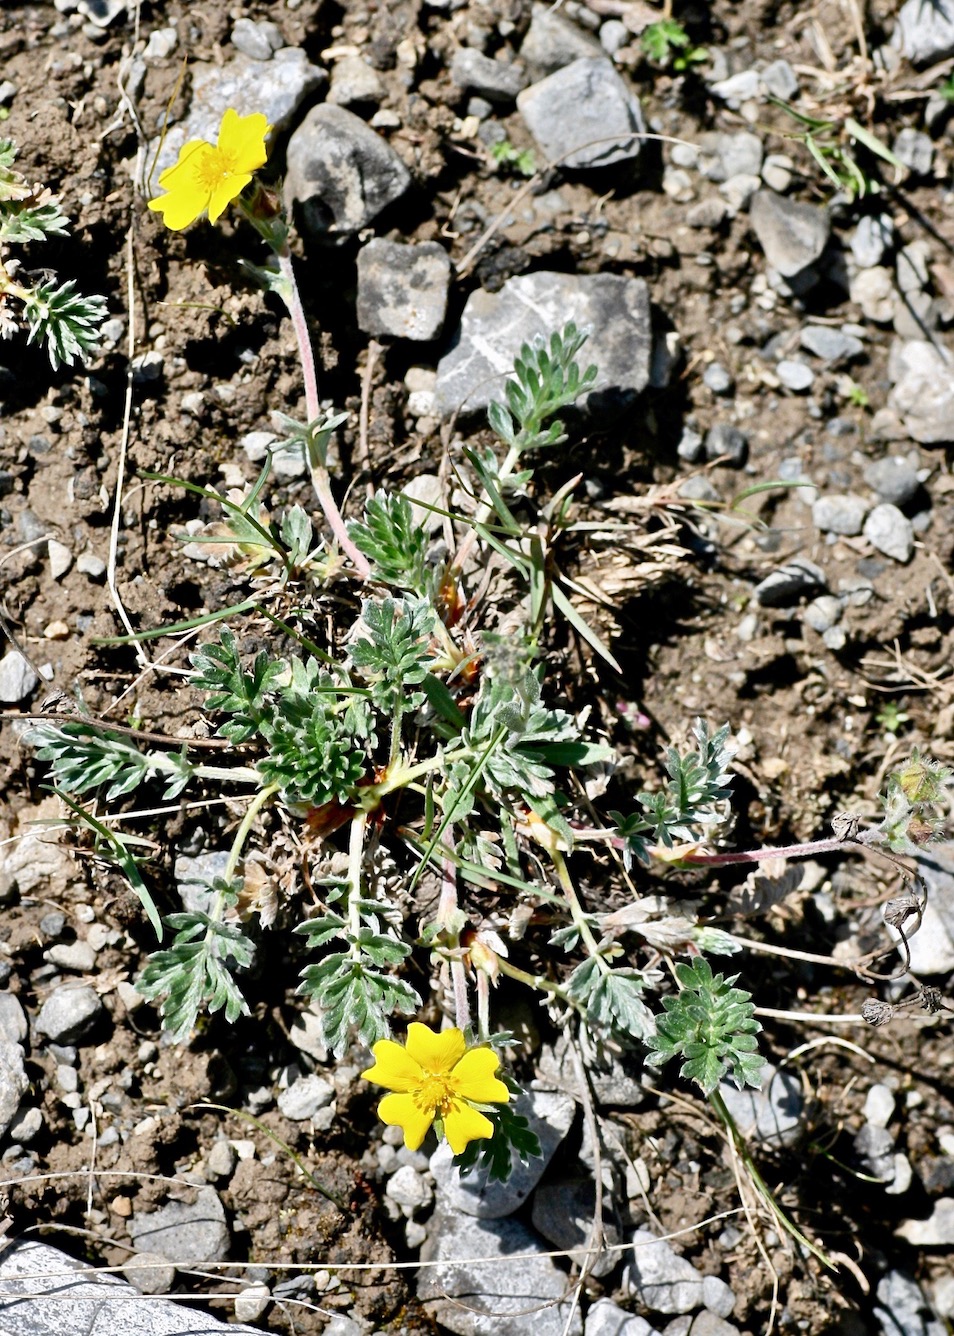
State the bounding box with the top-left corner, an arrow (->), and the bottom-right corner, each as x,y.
804,595 -> 842,633
864,1083 -> 896,1129
863,456 -> 920,506
812,494 -> 869,536
705,424 -> 748,467
864,503 -> 914,563
703,362 -> 734,395
777,359 -> 814,392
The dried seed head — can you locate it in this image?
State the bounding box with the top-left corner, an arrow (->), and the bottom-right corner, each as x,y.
861,998 -> 896,1027
917,987 -> 944,1015
831,812 -> 861,841
882,892 -> 921,929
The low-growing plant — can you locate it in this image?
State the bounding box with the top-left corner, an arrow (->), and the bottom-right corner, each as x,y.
490,139 -> 537,177
26,109 -> 954,1186
768,98 -> 904,200
0,137 -> 107,367
640,19 -> 708,72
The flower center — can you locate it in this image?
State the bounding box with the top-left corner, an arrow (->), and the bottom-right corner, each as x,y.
415,1073 -> 453,1118
195,146 -> 239,192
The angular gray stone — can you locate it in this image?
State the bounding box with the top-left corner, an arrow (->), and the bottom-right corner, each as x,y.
129,1185 -> 230,1264
451,48 -> 527,102
277,1072 -> 335,1121
122,1251 -> 176,1295
897,1198 -> 954,1246
0,650 -> 38,703
230,18 -> 283,61
357,239 -> 451,341
531,1176 -> 620,1278
813,493 -> 869,535
628,1229 -> 704,1314
749,190 -> 830,278
35,984 -> 105,1044
0,1039 -> 27,1138
517,58 -> 645,170
0,1240 -> 263,1335
285,104 -> 411,235
804,595 -> 842,633
892,0 -> 954,65
0,991 -> 27,1045
385,1163 -> 433,1215
753,558 -> 826,607
776,359 -> 814,392
800,326 -> 865,363
430,1088 -> 575,1218
150,48 -> 325,179
718,1063 -> 803,1147
851,266 -> 896,323
851,214 -> 894,268
854,1123 -> 896,1181
888,340 -> 954,444
864,456 -> 921,506
761,59 -> 798,101
864,502 -> 914,562
697,131 -> 763,183
419,1205 -> 582,1335
894,127 -> 934,176
874,1271 -> 941,1336
435,271 -> 651,417
327,55 -> 386,107
864,1083 -> 897,1130
520,2 -> 603,77
586,1300 -> 658,1336
704,424 -> 748,467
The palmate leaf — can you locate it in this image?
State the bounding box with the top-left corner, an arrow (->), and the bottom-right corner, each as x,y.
137,911 -> 255,1039
27,721 -> 194,801
24,278 -> 107,369
566,957 -> 655,1042
350,595 -> 436,710
297,949 -> 419,1056
349,490 -> 431,594
190,628 -> 283,743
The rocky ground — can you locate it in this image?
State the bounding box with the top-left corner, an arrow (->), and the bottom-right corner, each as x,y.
3,0 -> 954,1333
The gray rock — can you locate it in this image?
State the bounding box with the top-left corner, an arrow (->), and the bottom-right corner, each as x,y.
718,1063 -> 804,1146
357,239 -> 451,341
720,172 -> 761,215
677,426 -> 705,463
435,271 -> 651,417
8,1104 -> 43,1143
45,940 -> 96,972
704,424 -> 748,467
894,289 -> 939,341
897,240 -> 932,294
864,502 -> 914,562
0,992 -> 27,1045
531,1176 -> 620,1278
709,70 -> 761,109
175,850 -> 231,916
430,1088 -> 575,1218
419,1204 -> 583,1334
277,1072 -> 335,1121
285,104 -> 411,235
520,2 -> 603,77
697,131 -> 763,183
874,1270 -> 942,1336
230,18 -> 284,61
586,1300 -> 658,1335
451,48 -> 527,102
864,456 -> 921,506
386,1163 -> 434,1215
702,1277 -> 736,1319
151,48 -> 325,179
865,1083 -> 897,1129
892,0 -> 954,65
850,266 -> 896,323
518,58 -> 645,171
761,59 -> 798,101
894,127 -> 934,176
77,0 -> 125,26
0,650 -> 38,703
77,551 -> 107,580
804,595 -> 842,633
813,493 -> 869,535
800,325 -> 865,363
35,984 -> 105,1044
600,21 -> 630,57
129,1184 -> 230,1264
327,55 -> 386,108
749,189 -> 830,278
897,1198 -> 954,1246
206,1139 -> 238,1180
899,848 -> 954,974
855,1123 -> 897,1181
888,340 -> 954,443
703,363 -> 733,395
686,197 -> 729,229
690,1315 -> 742,1336
0,1039 -> 27,1138
0,1239 -> 264,1335
234,1283 -> 271,1322
122,1251 -> 176,1294
776,359 -> 814,392
628,1229 -> 705,1314
851,214 -> 894,268
678,476 -> 721,503
761,153 -> 794,192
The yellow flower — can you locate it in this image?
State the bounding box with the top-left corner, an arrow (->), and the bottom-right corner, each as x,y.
362,1022 -> 510,1154
148,109 -> 271,231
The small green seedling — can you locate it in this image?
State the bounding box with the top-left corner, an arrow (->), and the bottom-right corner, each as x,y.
491,139 -> 537,178
641,19 -> 708,72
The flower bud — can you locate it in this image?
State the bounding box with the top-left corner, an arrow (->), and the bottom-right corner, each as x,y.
861,998 -> 895,1027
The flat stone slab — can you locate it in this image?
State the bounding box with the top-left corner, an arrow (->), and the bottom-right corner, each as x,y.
517,57 -> 645,170
0,1239 -> 263,1335
435,270 -> 651,418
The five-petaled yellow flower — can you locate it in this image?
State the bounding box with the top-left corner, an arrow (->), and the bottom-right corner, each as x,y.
148,109 -> 271,231
362,1022 -> 510,1154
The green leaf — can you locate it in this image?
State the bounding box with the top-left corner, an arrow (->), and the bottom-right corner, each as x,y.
137,908 -> 254,1039
23,278 -> 107,369
191,628 -> 284,743
349,490 -> 432,594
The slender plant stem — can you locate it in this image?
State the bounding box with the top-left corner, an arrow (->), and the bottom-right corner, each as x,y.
225,782 -> 279,882
449,442 -> 522,575
347,811 -> 368,954
275,249 -> 371,579
552,849 -> 609,971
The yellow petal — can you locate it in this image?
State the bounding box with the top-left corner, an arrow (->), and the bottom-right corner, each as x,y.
449,1047 -> 511,1105
378,1092 -> 434,1151
155,139 -> 209,189
361,1038 -> 423,1092
405,1022 -> 466,1074
148,141 -> 214,230
218,108 -> 271,173
442,1099 -> 494,1155
207,172 -> 252,223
